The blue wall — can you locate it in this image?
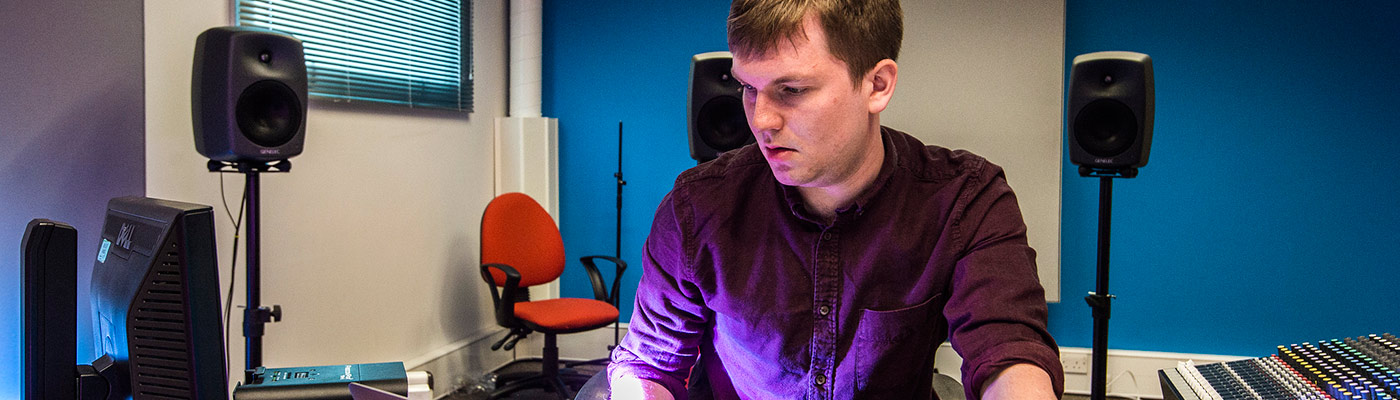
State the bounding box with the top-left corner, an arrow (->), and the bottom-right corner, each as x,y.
544,1 -> 734,322
0,0 -> 146,396
1048,0 -> 1400,355
547,0 -> 1400,358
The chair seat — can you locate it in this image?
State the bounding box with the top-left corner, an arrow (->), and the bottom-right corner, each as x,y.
515,298 -> 619,331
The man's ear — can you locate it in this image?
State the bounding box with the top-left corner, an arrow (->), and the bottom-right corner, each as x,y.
866,59 -> 898,114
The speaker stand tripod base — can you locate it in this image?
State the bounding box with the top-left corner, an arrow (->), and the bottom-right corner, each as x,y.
208,159 -> 289,382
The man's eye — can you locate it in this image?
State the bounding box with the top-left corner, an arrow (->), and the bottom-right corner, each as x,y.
782,86 -> 806,95
739,84 -> 755,94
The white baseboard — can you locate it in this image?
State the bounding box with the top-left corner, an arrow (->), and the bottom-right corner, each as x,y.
935,344 -> 1251,399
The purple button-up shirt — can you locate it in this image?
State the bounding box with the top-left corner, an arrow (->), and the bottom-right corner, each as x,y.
610,127 -> 1064,399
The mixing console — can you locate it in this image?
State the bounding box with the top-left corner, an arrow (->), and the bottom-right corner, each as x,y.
1160,334 -> 1400,400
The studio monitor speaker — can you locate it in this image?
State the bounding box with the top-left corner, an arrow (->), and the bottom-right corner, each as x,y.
1067,51 -> 1154,171
193,26 -> 307,163
688,51 -> 754,163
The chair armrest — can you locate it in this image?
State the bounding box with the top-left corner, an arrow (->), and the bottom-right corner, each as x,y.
578,255 -> 628,306
479,263 -> 522,327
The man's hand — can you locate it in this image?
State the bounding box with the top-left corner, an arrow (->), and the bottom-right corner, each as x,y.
610,376 -> 675,400
981,363 -> 1056,399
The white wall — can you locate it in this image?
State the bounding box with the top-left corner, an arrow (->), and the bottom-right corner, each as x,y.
143,0 -> 506,386
883,0 -> 1065,301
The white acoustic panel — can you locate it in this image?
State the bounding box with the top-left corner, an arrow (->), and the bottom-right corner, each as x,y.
494,116 -> 560,300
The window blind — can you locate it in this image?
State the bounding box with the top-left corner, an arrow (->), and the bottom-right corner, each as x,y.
236,0 -> 472,111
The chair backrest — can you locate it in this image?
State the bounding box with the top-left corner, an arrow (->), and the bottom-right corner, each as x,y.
480,192 -> 565,287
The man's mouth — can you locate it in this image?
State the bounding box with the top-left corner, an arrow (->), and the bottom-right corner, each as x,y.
763,145 -> 797,160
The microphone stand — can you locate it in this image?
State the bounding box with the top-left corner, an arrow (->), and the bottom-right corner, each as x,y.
611,121 -> 626,349
1080,166 -> 1136,400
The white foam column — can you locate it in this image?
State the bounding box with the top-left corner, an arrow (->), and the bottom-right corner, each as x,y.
496,0 -> 559,300
508,0 -> 543,117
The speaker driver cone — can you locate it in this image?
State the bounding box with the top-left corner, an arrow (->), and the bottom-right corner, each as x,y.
236,80 -> 303,148
1074,98 -> 1137,158
697,95 -> 751,151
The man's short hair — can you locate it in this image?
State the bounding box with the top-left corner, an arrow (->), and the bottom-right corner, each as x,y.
727,0 -> 903,85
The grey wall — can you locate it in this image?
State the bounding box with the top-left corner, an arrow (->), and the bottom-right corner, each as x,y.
0,0 -> 145,394
881,0 -> 1065,301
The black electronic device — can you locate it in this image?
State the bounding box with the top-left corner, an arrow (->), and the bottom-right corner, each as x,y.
1160,333 -> 1400,400
192,26 -> 308,162
232,362 -> 408,400
1067,51 -> 1154,174
85,196 -> 228,399
688,51 -> 754,163
23,219 -> 79,400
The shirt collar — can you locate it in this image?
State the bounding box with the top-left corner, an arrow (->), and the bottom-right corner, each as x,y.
779,126 -> 899,225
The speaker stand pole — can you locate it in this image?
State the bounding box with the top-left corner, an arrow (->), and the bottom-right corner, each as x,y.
1079,166 -> 1134,400
244,167 -> 264,379
1086,175 -> 1114,400
210,160 -> 288,382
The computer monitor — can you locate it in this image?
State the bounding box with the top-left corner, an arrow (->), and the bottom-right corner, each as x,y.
22,219 -> 79,400
87,196 -> 228,399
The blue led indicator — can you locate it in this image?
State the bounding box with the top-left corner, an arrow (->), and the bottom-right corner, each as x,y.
97,239 -> 111,263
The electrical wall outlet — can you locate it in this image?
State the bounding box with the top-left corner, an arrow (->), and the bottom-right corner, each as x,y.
1062,352 -> 1091,375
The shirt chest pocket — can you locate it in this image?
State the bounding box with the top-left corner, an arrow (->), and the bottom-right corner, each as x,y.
852,293 -> 945,399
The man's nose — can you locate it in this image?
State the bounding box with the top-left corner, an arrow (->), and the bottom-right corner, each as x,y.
748,94 -> 782,134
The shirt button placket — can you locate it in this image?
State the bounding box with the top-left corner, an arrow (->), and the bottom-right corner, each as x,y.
810,227 -> 839,399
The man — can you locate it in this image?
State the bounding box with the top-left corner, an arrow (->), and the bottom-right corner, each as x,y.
609,0 -> 1063,398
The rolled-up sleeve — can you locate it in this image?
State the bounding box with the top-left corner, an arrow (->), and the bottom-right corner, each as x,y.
944,169 -> 1065,399
608,191 -> 709,398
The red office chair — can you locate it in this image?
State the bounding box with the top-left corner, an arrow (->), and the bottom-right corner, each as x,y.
479,192 -> 626,398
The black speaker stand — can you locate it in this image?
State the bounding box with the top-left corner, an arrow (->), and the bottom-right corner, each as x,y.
1077,166 -> 1136,400
208,159 -> 290,382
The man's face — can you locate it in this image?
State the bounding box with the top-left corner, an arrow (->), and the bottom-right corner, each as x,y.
731,13 -> 880,190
